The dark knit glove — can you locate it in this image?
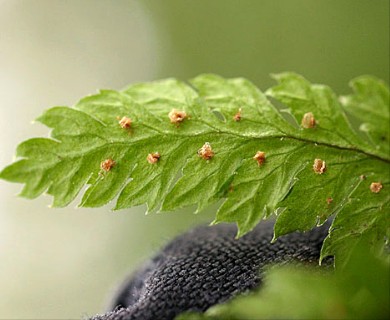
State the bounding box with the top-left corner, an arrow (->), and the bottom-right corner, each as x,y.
91,220 -> 331,320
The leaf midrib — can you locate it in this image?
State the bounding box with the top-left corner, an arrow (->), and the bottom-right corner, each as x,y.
21,127 -> 390,169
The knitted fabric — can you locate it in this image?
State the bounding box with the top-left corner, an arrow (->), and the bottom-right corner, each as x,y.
91,220 -> 331,320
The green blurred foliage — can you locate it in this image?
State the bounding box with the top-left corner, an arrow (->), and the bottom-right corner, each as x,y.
145,0 -> 389,92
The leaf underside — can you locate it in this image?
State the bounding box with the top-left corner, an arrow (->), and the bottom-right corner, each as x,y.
1,73 -> 389,263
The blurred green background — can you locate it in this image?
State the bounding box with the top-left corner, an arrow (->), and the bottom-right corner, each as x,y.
0,0 -> 388,318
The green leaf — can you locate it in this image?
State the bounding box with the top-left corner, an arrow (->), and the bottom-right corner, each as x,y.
340,76 -> 390,155
320,172 -> 390,266
1,73 -> 389,263
177,243 -> 390,320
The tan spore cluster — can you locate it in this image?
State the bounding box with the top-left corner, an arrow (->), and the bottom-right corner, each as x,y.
370,182 -> 383,193
313,158 -> 326,174
253,151 -> 266,166
169,109 -> 187,124
198,142 -> 214,160
233,108 -> 242,122
100,158 -> 115,172
147,152 -> 161,164
301,112 -> 316,129
118,116 -> 132,129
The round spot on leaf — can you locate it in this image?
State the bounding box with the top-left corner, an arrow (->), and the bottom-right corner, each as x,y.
100,158 -> 115,172
169,109 -> 187,124
119,116 -> 132,129
253,151 -> 266,166
313,158 -> 326,174
370,182 -> 383,193
198,142 -> 214,160
301,112 -> 316,129
147,152 -> 160,164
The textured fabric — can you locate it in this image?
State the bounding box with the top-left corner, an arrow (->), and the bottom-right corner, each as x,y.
91,220 -> 331,320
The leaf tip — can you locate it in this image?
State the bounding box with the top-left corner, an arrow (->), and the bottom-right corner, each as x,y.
0,168 -> 6,180
235,225 -> 249,239
209,219 -> 219,226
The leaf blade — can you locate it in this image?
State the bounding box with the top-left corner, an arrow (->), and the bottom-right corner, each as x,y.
1,73 -> 389,264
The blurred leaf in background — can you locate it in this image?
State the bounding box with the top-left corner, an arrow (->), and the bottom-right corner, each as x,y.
146,0 -> 389,92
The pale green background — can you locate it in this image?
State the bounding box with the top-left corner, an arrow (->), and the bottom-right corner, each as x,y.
0,0 -> 388,319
